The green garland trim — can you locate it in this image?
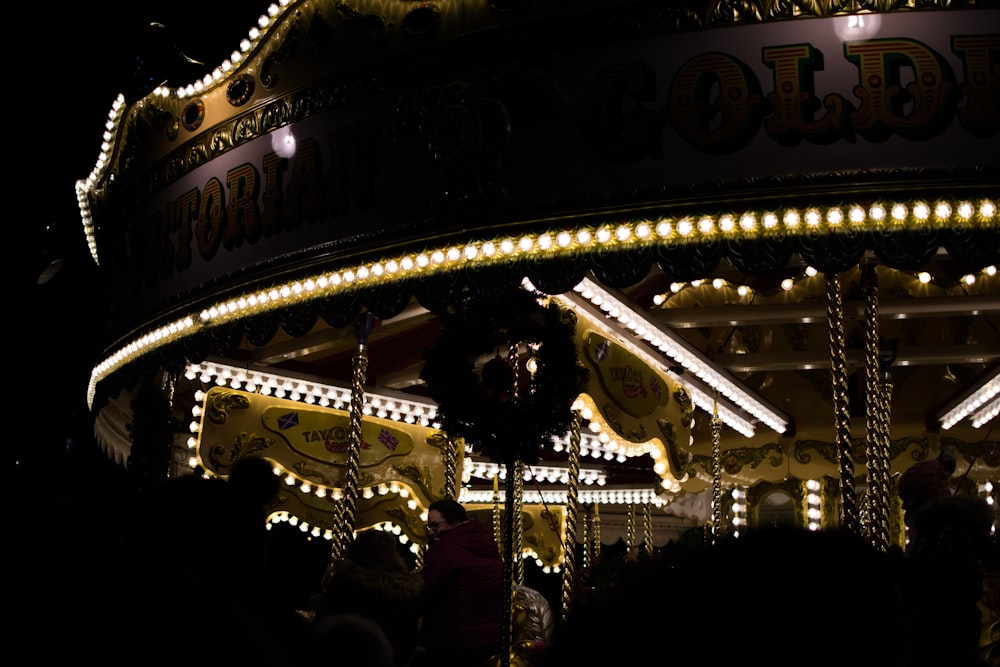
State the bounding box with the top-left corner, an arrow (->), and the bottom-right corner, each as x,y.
420,289 -> 589,464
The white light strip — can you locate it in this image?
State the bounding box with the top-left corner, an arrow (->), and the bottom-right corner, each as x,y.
463,458 -> 608,486
459,486 -> 669,506
730,486 -> 746,536
185,359 -> 441,427
806,479 -> 822,531
939,367 -> 1000,430
971,396 -> 1000,429
569,277 -> 789,434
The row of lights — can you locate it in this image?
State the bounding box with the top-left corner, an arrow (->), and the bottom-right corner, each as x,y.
730,486 -> 746,536
463,458 -> 607,486
655,264 -> 997,304
85,198 -> 997,408
183,359 -> 441,426
459,486 -> 670,507
939,367 -> 1000,430
805,479 -> 822,531
77,1 -> 297,265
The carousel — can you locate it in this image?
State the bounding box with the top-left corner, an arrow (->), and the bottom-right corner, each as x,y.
76,0 -> 999,662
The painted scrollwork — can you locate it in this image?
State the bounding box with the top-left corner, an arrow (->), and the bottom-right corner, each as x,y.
796,435 -> 929,466
208,431 -> 274,469
674,386 -> 694,426
392,462 -> 433,498
601,402 -> 648,442
720,443 -> 784,475
205,389 -> 252,423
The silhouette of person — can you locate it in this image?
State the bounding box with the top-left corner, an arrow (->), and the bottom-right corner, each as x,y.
315,529 -> 424,666
412,498 -> 504,667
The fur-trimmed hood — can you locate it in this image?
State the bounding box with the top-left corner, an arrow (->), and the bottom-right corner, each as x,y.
325,559 -> 424,601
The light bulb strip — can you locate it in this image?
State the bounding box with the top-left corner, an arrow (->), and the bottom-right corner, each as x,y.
971,396 -> 1000,429
939,368 -> 1000,430
185,359 -> 440,427
85,200 -> 997,411
459,485 -> 669,506
463,458 -> 607,486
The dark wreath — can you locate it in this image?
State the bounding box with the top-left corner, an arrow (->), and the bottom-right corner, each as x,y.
420,289 -> 590,465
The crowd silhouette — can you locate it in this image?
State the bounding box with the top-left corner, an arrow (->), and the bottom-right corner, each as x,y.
9,456 -> 997,667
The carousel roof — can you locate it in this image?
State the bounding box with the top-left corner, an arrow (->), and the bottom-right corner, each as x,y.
77,0 -> 999,549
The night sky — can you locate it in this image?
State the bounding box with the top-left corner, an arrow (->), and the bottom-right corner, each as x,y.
13,2 -> 272,513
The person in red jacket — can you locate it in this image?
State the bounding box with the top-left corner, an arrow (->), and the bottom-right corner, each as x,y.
413,498 -> 505,667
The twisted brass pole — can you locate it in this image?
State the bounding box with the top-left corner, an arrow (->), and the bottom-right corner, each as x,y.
625,503 -> 636,560
560,411 -> 582,625
592,504 -> 601,561
339,313 -> 373,560
826,272 -> 859,535
443,435 -> 459,500
501,460 -> 516,667
711,398 -> 723,544
163,370 -> 178,479
875,376 -> 894,546
514,459 -> 525,586
861,261 -> 889,552
582,508 -> 592,571
493,473 -> 502,551
643,502 -> 654,559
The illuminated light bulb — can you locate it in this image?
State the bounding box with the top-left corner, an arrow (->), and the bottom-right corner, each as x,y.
270,126 -> 297,157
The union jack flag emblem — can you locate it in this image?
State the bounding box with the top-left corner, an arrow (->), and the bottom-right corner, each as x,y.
378,428 -> 399,451
595,340 -> 610,362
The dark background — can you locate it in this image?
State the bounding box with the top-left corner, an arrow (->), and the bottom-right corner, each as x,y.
14,2 -> 272,512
